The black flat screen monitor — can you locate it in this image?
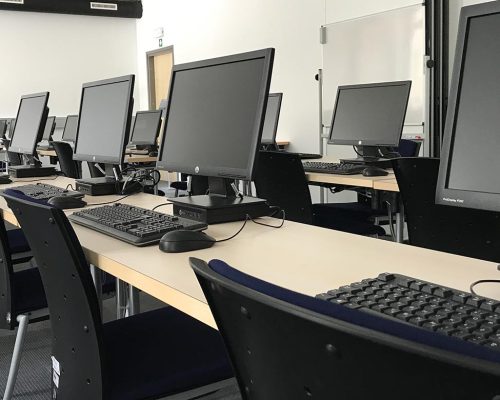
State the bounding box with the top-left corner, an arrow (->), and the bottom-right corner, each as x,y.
436,2 -> 500,212
260,93 -> 283,145
73,75 -> 134,165
62,115 -> 78,142
157,48 -> 274,182
129,110 -> 162,146
10,92 -> 49,155
328,81 -> 411,147
0,120 -> 6,139
42,116 -> 56,141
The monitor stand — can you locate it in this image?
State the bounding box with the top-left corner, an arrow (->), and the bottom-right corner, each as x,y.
76,164 -> 123,196
170,177 -> 270,224
8,156 -> 56,178
340,145 -> 396,168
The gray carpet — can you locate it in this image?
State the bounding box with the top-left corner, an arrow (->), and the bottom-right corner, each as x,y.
0,306 -> 241,399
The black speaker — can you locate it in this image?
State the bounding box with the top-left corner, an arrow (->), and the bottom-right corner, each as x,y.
0,0 -> 143,19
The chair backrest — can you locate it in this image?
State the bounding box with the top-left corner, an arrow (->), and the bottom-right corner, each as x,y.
0,218 -> 19,330
254,151 -> 313,224
3,139 -> 23,166
2,191 -> 107,399
392,157 -> 500,262
87,162 -> 105,178
397,138 -> 422,157
52,141 -> 82,179
191,257 -> 500,400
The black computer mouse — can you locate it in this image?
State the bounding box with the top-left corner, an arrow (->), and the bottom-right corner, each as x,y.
362,166 -> 389,177
47,196 -> 87,210
0,175 -> 12,184
159,230 -> 216,253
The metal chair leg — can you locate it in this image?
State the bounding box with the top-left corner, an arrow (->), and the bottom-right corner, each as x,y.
3,314 -> 29,400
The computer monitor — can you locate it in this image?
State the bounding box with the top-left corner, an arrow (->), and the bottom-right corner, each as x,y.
260,92 -> 283,146
73,75 -> 134,195
62,115 -> 78,142
0,120 -> 6,140
328,81 -> 411,162
436,2 -> 500,212
128,110 -> 162,147
8,119 -> 16,139
74,75 -> 134,166
157,48 -> 274,223
9,92 -> 49,156
41,116 -> 56,141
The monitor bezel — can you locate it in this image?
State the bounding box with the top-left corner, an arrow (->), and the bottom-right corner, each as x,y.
10,92 -> 50,156
73,75 -> 134,165
129,110 -> 162,146
156,48 -> 274,181
0,120 -> 7,139
436,2 -> 500,211
42,116 -> 56,141
327,80 -> 411,147
62,115 -> 79,142
260,92 -> 283,145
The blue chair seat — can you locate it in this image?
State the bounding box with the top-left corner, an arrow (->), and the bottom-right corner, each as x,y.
13,267 -> 47,314
103,306 -> 233,400
7,228 -> 31,254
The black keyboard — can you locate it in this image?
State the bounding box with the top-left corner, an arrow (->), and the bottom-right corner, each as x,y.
282,152 -> 322,160
13,183 -> 84,201
303,161 -> 366,175
69,203 -> 207,246
317,273 -> 500,352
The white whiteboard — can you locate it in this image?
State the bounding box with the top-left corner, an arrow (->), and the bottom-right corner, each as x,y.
322,4 -> 426,138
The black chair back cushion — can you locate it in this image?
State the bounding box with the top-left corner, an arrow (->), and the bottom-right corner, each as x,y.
3,191 -> 106,399
254,151 -> 313,224
52,141 -> 81,179
392,157 -> 500,262
191,257 -> 500,400
0,218 -> 15,330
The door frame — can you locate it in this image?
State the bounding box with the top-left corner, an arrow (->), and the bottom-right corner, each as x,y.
146,46 -> 174,110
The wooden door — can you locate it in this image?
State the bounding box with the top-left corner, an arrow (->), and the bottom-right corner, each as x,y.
147,47 -> 174,110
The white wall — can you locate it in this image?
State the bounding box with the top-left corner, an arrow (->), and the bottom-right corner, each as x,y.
0,10 -> 138,119
136,0 -> 324,153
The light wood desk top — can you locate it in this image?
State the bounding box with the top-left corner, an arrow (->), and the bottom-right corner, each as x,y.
373,178 -> 399,192
1,177 -> 498,330
36,148 -> 157,164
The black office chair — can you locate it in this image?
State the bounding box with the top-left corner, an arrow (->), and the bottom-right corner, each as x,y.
0,217 -> 48,400
170,174 -> 209,197
393,157 -> 500,261
87,162 -> 106,178
3,139 -> 23,166
191,257 -> 500,399
2,190 -> 234,400
254,151 -> 385,235
52,141 -> 82,179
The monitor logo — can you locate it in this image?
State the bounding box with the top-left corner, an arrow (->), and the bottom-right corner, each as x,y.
195,166 -> 200,174
358,140 -> 362,145
93,156 -> 96,162
442,197 -> 464,204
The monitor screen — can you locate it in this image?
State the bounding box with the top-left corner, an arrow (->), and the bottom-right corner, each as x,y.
436,3 -> 500,211
260,93 -> 283,145
10,92 -> 49,155
157,49 -> 274,181
74,75 -> 134,165
328,81 -> 411,147
0,120 -> 6,139
129,110 -> 162,146
42,116 -> 55,141
62,115 -> 78,142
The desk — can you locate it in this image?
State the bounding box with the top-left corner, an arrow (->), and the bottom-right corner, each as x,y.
37,149 -> 157,164
1,176 -> 499,330
374,177 -> 399,192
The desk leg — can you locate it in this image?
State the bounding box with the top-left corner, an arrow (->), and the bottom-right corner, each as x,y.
395,202 -> 405,243
116,279 -> 128,319
90,264 -> 103,318
126,285 -> 140,317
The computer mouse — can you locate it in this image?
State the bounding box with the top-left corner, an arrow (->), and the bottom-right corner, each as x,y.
0,175 -> 12,184
159,230 -> 216,253
362,166 -> 389,177
47,196 -> 87,210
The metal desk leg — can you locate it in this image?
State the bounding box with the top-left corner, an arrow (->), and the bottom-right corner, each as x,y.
395,202 -> 405,243
90,264 -> 103,318
126,285 -> 140,317
116,279 -> 128,319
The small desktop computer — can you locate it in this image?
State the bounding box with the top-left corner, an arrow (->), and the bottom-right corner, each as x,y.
8,92 -> 57,178
157,48 -> 275,224
328,81 -> 411,168
73,75 -> 135,196
126,110 -> 162,154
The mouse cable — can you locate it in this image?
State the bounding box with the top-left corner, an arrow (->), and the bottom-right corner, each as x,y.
86,194 -> 132,207
152,202 -> 173,211
470,279 -> 500,296
66,183 -> 76,191
216,208 -> 286,243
